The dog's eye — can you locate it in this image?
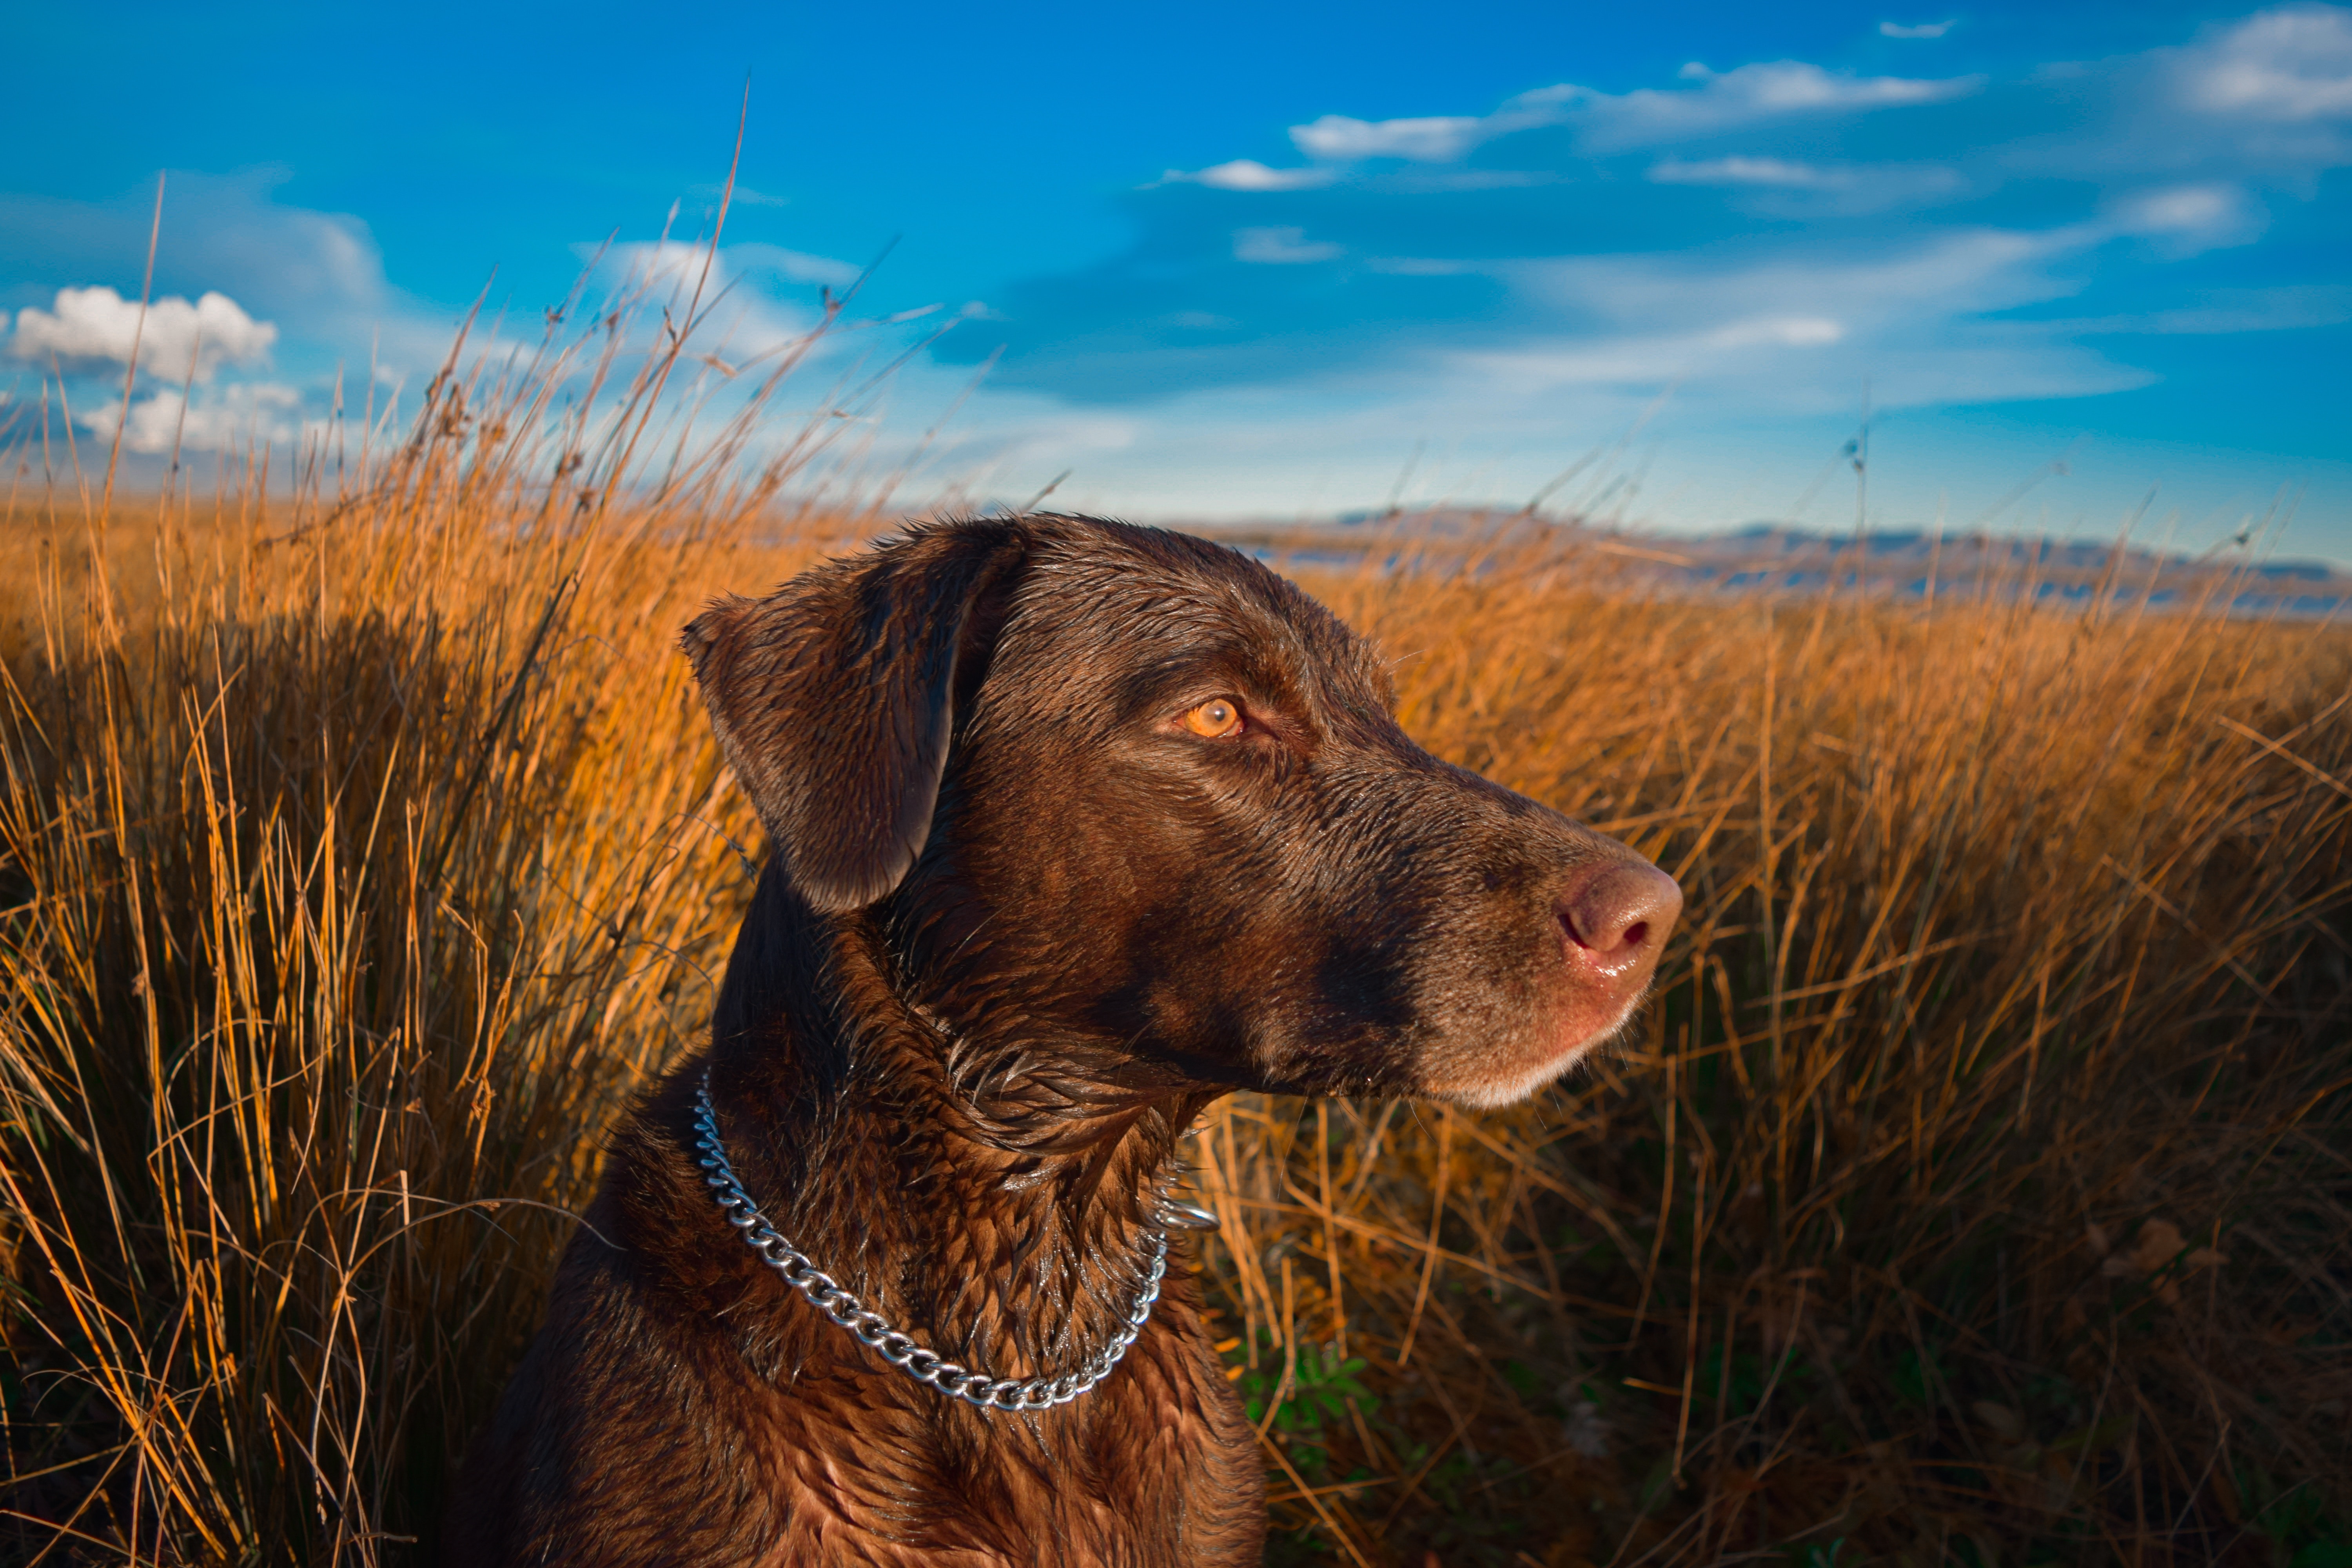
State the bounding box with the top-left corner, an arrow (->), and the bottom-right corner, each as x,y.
1182,699 -> 1243,739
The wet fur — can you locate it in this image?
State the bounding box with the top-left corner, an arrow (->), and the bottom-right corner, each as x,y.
444,515 -> 1663,1565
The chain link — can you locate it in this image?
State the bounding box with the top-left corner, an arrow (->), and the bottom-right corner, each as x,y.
690,1067 -> 1169,1413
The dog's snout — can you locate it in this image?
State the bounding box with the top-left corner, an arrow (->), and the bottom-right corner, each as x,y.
1558,861 -> 1683,969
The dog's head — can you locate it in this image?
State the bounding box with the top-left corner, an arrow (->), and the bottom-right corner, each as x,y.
682,515 -> 1679,1109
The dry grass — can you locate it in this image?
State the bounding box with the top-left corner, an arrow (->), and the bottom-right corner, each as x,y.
1,278 -> 2348,1568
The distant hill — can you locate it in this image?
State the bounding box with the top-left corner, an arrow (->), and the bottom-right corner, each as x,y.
1175,512 -> 2352,620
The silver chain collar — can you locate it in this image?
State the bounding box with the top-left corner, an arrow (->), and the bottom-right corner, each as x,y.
689,1066 -> 1170,1413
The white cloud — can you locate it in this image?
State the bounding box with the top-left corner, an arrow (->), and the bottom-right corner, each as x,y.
77,382 -> 302,456
2183,4 -> 2352,122
590,240 -> 825,359
1499,227 -> 2088,388
2045,286 -> 2352,335
1162,159 -> 1338,191
1707,316 -> 1846,347
1279,62 -> 1978,167
9,286 -> 276,383
1650,156 -> 1840,186
1599,60 -> 1977,145
2109,183 -> 2265,251
1019,413 -> 1140,453
1290,113 -> 1498,162
2,176 -> 389,332
1366,256 -> 1482,276
1647,156 -> 1967,212
688,181 -> 791,208
724,241 -> 865,289
900,16 -> 2352,550
0,173 -> 471,387
1443,312 -> 1845,401
1233,227 -> 1343,264
603,238 -> 728,292
597,239 -> 854,302
1451,324 -> 2142,413
1535,229 -> 2047,313
2116,183 -> 2239,231
2042,291 -> 2352,338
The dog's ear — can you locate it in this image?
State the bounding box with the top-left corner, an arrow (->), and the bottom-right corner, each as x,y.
681,523 -> 1026,913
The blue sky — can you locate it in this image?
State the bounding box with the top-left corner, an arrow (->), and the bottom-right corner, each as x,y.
5,0 -> 2349,558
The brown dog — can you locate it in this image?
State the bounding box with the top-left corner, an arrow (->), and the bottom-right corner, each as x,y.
443,514 -> 1680,1566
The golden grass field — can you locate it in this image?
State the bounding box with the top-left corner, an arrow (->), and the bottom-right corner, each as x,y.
2,288 -> 2348,1567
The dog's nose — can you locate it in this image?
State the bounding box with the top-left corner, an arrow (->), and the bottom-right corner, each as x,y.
1558,861 -> 1683,976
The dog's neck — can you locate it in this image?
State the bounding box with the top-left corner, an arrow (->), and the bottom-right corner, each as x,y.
703,863 -> 1216,1376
